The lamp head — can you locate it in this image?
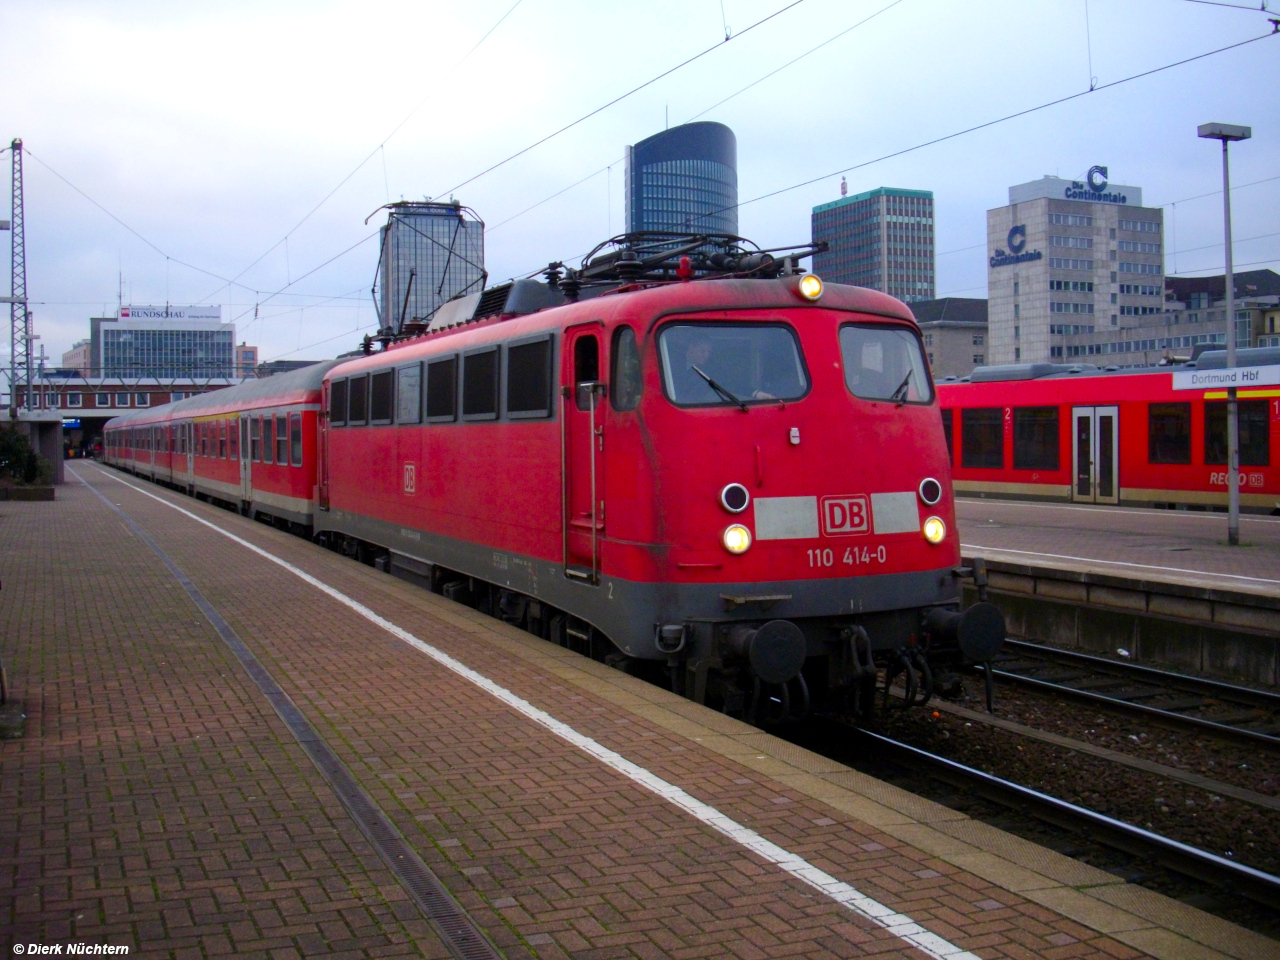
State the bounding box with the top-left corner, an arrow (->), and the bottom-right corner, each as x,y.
1198,123 -> 1251,142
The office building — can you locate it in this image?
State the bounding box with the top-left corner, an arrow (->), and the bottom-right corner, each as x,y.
376,201 -> 485,335
62,340 -> 91,376
236,343 -> 259,378
911,298 -> 988,378
90,306 -> 238,378
987,169 -> 1164,365
625,122 -> 737,236
812,188 -> 935,302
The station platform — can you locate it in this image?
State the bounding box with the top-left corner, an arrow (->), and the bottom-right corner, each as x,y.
1,465 -> 1276,960
956,499 -> 1280,598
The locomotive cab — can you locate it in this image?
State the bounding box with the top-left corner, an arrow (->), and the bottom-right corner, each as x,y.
582,274 -> 1005,719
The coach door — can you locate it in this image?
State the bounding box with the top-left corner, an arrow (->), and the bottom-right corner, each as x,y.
239,414 -> 253,504
185,422 -> 194,477
1072,406 -> 1119,504
562,325 -> 605,583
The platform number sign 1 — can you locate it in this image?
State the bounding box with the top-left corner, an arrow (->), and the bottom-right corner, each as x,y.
403,462 -> 416,495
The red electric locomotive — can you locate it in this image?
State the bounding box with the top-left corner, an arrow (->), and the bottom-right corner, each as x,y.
936,348 -> 1280,513
106,234 -> 1005,719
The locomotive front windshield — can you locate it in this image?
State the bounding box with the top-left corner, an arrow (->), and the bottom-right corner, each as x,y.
839,324 -> 934,404
659,323 -> 808,406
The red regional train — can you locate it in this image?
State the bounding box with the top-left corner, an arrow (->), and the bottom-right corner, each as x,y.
935,347 -> 1280,514
105,233 -> 1005,720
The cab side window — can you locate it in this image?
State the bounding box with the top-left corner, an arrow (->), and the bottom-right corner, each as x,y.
611,326 -> 641,412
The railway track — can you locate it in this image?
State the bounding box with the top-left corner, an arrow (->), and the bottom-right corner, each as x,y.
849,727 -> 1280,911
989,639 -> 1280,749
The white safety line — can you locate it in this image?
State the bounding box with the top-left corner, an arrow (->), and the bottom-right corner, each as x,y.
958,499 -> 1280,525
80,465 -> 980,960
961,543 -> 1280,588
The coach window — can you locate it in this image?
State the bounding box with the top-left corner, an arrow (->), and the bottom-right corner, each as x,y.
262,416 -> 274,464
960,408 -> 1004,469
275,415 -> 289,464
329,379 -> 348,427
250,417 -> 261,461
1012,407 -> 1059,471
229,419 -> 239,461
1205,400 -> 1269,466
426,356 -> 458,421
940,409 -> 954,464
219,420 -> 228,459
1148,403 -> 1191,464
290,413 -> 303,466
396,363 -> 422,424
462,347 -> 499,420
506,335 -> 553,418
348,374 -> 369,425
370,369 -> 394,424
611,326 -> 642,412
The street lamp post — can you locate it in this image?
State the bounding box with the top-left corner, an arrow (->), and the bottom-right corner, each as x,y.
1198,122 -> 1251,546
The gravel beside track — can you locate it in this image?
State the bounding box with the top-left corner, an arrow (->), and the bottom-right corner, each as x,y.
787,709 -> 1280,940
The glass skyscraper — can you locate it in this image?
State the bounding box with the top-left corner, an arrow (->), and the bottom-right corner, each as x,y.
377,201 -> 485,332
625,122 -> 738,236
812,187 -> 935,303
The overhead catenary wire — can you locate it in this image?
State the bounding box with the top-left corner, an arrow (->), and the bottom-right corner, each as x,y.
646,29 -> 1279,242
434,0 -> 810,199
198,0 -> 529,307
484,0 -> 907,240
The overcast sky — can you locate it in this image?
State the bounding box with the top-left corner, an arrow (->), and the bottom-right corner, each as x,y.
2,0 -> 1277,375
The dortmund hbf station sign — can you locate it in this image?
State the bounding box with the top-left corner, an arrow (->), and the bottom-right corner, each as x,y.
1172,365 -> 1280,391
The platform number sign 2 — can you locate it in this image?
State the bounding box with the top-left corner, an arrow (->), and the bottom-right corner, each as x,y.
403,462 -> 417,495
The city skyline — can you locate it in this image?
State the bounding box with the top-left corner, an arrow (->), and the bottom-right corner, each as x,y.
2,0 -> 1278,374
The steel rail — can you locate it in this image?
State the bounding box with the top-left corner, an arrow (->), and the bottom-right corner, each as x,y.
1003,640 -> 1280,709
992,642 -> 1280,750
853,728 -> 1280,910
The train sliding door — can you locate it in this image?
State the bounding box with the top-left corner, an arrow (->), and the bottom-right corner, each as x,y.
239,415 -> 253,506
1072,406 -> 1119,504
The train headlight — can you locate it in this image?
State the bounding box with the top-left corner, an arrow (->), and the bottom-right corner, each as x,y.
922,516 -> 947,544
723,524 -> 752,554
797,274 -> 823,301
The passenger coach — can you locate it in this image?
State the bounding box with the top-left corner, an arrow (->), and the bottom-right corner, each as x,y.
936,348 -> 1280,512
104,360 -> 340,529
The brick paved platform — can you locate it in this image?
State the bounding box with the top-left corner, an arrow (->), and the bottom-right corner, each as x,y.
1,464 -> 1275,960
956,500 -> 1280,598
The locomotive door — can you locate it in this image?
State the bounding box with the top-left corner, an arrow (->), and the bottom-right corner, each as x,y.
239,414 -> 253,504
562,326 -> 606,583
1072,406 -> 1119,504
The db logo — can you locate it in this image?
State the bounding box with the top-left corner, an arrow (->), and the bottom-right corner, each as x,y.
821,495 -> 870,536
403,462 -> 417,495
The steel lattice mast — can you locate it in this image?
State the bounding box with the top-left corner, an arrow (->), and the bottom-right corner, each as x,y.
9,138 -> 28,416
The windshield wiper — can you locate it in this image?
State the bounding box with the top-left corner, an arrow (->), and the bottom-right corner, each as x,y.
691,365 -> 748,412
891,369 -> 913,405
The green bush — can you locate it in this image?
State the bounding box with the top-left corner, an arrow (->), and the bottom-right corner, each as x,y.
0,427 -> 40,484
